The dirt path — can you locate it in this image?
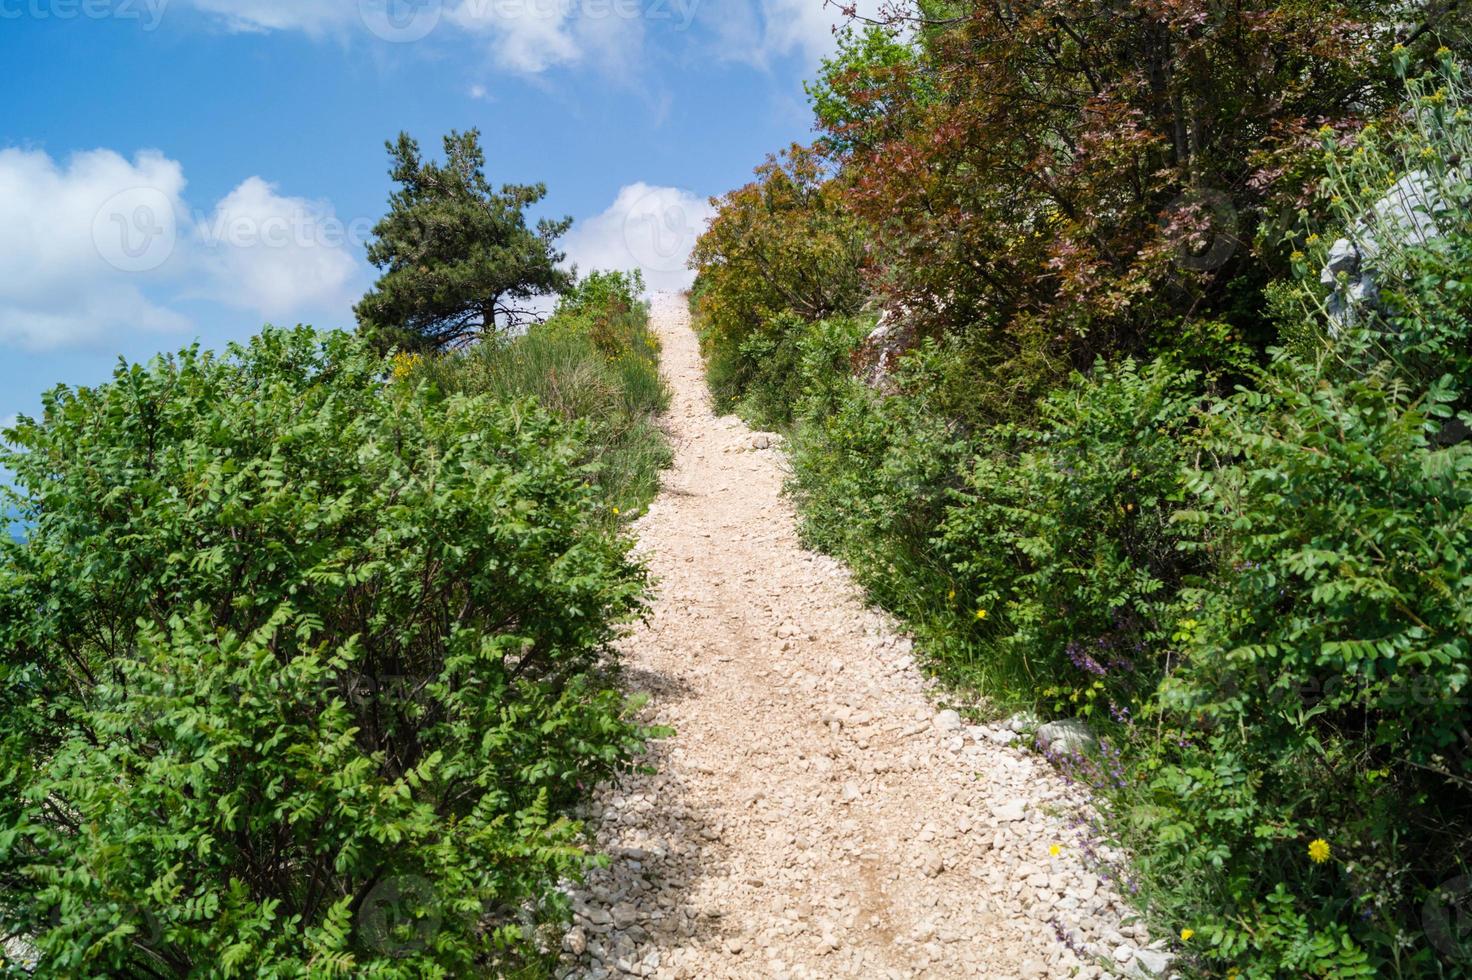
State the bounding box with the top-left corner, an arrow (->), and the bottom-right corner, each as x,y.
561,295 -> 1152,980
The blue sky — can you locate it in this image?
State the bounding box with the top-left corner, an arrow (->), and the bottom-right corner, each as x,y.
0,0 -> 872,432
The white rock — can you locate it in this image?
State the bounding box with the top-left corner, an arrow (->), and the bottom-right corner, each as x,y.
1036,718 -> 1098,756
1133,948 -> 1175,977
933,710 -> 963,732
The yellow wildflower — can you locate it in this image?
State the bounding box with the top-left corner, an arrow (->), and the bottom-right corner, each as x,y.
1049,844 -> 1062,857
975,609 -> 989,622
1290,250 -> 1306,263
390,352 -> 424,382
1180,928 -> 1195,942
1309,838 -> 1332,864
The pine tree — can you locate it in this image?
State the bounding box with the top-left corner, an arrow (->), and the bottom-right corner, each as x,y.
356,129 -> 573,352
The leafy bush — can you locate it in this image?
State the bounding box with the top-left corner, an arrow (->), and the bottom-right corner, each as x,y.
414,269 -> 671,520
937,358 -> 1208,715
690,144 -> 867,414
1109,67 -> 1472,975
0,327 -> 654,976
786,330 -> 998,688
1123,349 -> 1472,978
788,337 -> 1210,706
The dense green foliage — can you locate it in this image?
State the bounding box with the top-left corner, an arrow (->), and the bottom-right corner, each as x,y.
413,269 -> 672,520
0,314 -> 664,975
690,145 -> 868,419
356,129 -> 573,354
694,4 -> 1472,972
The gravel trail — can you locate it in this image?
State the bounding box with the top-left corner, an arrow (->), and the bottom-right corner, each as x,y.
561,294 -> 1154,980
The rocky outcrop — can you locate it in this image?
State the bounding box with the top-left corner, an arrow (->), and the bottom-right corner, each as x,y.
1321,169 -> 1449,332
851,308 -> 917,393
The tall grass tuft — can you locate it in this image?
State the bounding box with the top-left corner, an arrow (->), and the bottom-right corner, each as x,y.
413,269 -> 672,523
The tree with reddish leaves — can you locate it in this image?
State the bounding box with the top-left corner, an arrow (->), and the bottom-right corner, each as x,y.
813,0 -> 1439,395
691,143 -> 869,355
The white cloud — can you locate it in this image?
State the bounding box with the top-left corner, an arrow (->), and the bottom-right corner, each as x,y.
173,0 -> 350,35
718,0 -> 884,68
191,177 -> 364,321
0,147 -> 365,351
171,0 -> 650,75
561,182 -> 715,294
0,147 -> 192,350
450,0 -> 580,73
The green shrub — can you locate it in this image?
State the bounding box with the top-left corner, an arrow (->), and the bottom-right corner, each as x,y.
0,327 -> 654,976
786,332 -> 989,688
937,358 -> 1208,715
1114,346 -> 1472,978
415,270 -> 671,521
1100,63 -> 1472,977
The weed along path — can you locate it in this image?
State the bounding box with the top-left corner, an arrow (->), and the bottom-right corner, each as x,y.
562,295 -> 1151,980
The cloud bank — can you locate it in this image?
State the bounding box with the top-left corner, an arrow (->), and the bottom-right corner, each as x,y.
0,147 -> 365,351
562,182 -> 715,293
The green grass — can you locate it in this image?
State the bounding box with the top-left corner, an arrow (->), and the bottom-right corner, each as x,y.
415,297 -> 672,524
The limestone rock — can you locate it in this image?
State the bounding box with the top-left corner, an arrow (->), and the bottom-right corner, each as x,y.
933,709 -> 963,732
1036,718 -> 1098,756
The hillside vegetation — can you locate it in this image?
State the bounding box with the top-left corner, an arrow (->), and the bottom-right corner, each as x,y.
0,178 -> 669,973
692,5 -> 1472,976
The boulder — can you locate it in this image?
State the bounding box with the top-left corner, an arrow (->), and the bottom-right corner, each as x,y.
1036,718 -> 1098,757
1320,169 -> 1449,333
